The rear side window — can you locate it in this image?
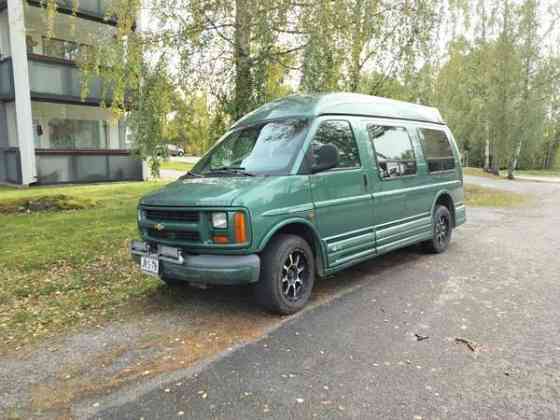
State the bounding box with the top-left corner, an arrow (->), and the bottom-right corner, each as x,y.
311,120 -> 360,169
367,125 -> 417,178
418,128 -> 455,172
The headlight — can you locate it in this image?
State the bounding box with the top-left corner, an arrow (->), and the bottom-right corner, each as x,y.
137,208 -> 144,221
211,212 -> 227,229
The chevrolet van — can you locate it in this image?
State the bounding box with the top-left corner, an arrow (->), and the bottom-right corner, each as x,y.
130,93 -> 465,314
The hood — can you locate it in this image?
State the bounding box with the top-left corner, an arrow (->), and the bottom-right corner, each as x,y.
140,176 -> 271,207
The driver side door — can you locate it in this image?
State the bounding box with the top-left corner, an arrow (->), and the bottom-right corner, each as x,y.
307,118 -> 375,268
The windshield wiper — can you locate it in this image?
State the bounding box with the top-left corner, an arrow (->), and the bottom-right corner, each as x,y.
179,171 -> 204,179
209,166 -> 255,176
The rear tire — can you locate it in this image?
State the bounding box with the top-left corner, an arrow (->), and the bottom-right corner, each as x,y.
254,234 -> 315,315
422,205 -> 452,254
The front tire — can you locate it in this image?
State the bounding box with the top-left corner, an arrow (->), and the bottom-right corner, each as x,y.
422,205 -> 452,254
255,234 -> 315,315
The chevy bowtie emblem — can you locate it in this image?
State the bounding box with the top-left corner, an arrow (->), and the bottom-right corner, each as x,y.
154,223 -> 165,231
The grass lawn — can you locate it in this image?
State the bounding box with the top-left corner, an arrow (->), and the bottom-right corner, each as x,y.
514,169 -> 560,177
464,184 -> 531,207
0,181 -> 168,350
463,167 -> 504,179
160,161 -> 194,172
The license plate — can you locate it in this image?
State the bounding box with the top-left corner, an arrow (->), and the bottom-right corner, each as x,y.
141,255 -> 159,276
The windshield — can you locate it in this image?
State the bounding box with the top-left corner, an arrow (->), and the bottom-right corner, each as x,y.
193,119 -> 310,176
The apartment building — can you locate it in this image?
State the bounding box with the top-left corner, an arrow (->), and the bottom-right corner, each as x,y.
0,0 -> 144,185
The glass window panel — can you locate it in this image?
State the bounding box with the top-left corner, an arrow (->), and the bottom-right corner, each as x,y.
36,155 -> 72,183
28,61 -> 66,95
0,60 -> 13,97
28,60 -> 103,99
419,128 -> 455,172
108,155 -> 143,180
56,0 -> 107,16
47,119 -> 107,149
311,120 -> 360,169
368,125 -> 417,178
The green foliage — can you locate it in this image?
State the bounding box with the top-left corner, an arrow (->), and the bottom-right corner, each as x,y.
45,0 -> 558,174
432,0 -> 560,175
128,61 -> 176,177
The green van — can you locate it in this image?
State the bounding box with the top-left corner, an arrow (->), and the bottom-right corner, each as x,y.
131,93 -> 465,314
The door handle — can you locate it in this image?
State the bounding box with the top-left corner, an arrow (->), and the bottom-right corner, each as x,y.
363,173 -> 368,188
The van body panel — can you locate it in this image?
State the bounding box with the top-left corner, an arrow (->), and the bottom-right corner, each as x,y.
306,116 -> 375,267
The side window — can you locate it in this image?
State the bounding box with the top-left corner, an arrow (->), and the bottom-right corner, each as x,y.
311,120 -> 360,169
418,128 -> 455,172
367,125 -> 417,179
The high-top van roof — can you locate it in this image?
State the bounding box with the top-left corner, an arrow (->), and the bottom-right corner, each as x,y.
231,93 -> 445,129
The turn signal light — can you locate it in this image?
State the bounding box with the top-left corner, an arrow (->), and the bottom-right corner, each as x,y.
233,212 -> 247,243
213,235 -> 229,244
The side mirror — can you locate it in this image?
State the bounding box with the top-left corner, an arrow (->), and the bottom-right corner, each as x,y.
312,143 -> 339,173
36,124 -> 43,136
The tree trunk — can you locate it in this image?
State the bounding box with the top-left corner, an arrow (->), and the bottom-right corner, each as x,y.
507,139 -> 522,179
483,137 -> 490,171
233,0 -> 252,121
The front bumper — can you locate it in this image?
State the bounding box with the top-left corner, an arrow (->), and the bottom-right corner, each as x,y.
130,240 -> 261,285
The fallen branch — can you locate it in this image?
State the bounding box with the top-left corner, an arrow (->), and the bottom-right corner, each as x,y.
455,337 -> 478,352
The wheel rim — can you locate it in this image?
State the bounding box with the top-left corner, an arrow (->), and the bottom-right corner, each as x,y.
281,250 -> 308,302
435,214 -> 450,247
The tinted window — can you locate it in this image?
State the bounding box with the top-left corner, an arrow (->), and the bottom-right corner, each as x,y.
368,125 -> 417,178
311,120 -> 360,169
419,128 -> 455,172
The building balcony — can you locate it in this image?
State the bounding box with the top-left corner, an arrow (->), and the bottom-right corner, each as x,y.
0,55 -> 112,105
26,0 -> 116,25
28,54 -> 111,105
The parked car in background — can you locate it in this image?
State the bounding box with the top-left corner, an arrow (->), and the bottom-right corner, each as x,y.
131,93 -> 465,314
155,144 -> 185,157
167,144 -> 185,156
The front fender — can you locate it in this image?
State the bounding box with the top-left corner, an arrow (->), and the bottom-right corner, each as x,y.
257,217 -> 328,276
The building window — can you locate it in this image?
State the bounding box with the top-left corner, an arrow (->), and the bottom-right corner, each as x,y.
418,128 -> 456,172
368,125 -> 417,178
311,120 -> 360,169
47,119 -> 108,149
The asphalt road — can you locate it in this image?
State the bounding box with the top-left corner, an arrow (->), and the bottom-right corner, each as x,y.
93,177 -> 560,419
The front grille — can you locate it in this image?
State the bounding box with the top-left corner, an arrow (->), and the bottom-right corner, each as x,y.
148,229 -> 200,242
145,209 -> 199,222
